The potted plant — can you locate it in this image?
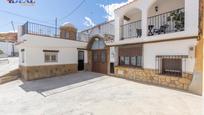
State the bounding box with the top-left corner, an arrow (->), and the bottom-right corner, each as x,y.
167,9 -> 185,31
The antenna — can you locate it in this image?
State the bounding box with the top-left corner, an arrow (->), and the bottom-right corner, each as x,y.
11,21 -> 15,32
55,17 -> 58,37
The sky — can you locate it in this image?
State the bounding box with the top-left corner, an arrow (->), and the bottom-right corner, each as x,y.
0,0 -> 130,32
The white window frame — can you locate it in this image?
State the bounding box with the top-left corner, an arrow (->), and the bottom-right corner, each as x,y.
43,50 -> 59,63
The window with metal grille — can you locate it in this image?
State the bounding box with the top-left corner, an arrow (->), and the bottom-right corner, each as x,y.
156,55 -> 188,77
43,50 -> 59,63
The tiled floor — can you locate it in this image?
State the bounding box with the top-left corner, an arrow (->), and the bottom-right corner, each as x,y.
0,72 -> 203,115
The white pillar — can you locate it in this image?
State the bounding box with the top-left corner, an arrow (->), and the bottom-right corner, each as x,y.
141,11 -> 148,37
114,47 -> 119,66
114,14 -> 123,41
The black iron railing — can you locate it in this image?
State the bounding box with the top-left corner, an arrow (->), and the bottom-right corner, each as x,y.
148,8 -> 185,36
22,22 -> 60,38
120,20 -> 142,40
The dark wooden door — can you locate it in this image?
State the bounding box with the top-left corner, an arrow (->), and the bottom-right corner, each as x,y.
78,51 -> 84,71
92,50 -> 107,74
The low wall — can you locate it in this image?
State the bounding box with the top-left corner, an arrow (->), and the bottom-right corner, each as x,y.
20,64 -> 77,81
115,66 -> 193,90
0,69 -> 20,84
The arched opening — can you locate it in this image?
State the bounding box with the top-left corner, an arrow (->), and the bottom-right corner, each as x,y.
120,8 -> 142,40
147,0 -> 185,36
87,36 -> 108,74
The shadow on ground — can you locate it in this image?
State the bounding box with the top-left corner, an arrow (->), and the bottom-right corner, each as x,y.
19,72 -> 106,96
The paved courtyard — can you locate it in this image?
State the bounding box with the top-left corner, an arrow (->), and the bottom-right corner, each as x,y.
0,72 -> 203,115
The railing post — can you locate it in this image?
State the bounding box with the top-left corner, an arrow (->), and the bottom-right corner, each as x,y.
25,21 -> 28,34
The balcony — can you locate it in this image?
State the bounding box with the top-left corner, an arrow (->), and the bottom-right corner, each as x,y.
120,20 -> 142,40
22,22 -> 60,38
120,8 -> 185,40
147,8 -> 185,36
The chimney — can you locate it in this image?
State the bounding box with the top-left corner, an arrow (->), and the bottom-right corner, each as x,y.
60,22 -> 77,40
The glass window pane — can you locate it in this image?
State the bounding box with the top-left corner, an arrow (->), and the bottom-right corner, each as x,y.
78,51 -> 84,60
120,56 -> 124,65
137,56 -> 142,66
101,51 -> 106,63
91,38 -> 105,49
44,52 -> 58,62
45,54 -> 50,62
131,57 -> 136,66
125,57 -> 130,65
51,55 -> 57,62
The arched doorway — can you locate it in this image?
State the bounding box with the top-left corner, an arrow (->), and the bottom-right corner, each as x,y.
88,36 -> 107,74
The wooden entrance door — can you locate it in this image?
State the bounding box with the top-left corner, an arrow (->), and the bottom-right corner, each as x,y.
92,49 -> 107,74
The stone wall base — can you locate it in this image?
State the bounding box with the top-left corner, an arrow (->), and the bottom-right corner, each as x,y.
0,69 -> 20,84
115,66 -> 193,91
20,64 -> 77,81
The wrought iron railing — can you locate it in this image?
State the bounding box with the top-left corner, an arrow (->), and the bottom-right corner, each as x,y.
120,20 -> 142,40
22,22 -> 60,38
148,8 -> 185,36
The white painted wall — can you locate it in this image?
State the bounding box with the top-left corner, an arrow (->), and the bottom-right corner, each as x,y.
143,39 -> 197,73
114,0 -> 199,42
19,47 -> 78,66
148,0 -> 184,17
78,21 -> 115,42
0,42 -> 14,57
18,34 -> 87,48
17,34 -> 88,66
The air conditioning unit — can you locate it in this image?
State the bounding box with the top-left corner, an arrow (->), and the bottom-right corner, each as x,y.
188,46 -> 195,58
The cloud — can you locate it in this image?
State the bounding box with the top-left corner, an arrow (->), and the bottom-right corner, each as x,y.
83,17 -> 95,27
99,0 -> 132,21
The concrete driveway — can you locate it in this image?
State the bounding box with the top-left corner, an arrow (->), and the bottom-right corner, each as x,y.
0,72 -> 203,115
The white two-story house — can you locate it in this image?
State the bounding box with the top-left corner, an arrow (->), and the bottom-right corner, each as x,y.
107,0 -> 200,94
17,0 -> 203,95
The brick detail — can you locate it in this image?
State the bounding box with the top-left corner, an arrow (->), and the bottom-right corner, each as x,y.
20,64 -> 77,81
115,66 -> 193,90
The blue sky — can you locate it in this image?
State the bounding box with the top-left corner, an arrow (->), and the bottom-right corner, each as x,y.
0,0 -> 128,32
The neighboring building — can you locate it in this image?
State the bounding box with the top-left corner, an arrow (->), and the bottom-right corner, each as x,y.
0,32 -> 18,57
17,0 -> 203,95
0,32 -> 17,42
17,22 -> 88,80
78,20 -> 114,42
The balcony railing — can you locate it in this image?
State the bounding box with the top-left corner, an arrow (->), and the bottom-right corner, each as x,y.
148,8 -> 185,36
22,22 -> 60,38
121,20 -> 142,40
120,8 -> 185,40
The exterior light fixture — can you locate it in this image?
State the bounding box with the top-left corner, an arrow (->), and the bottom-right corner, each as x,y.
95,38 -> 99,41
155,6 -> 158,12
